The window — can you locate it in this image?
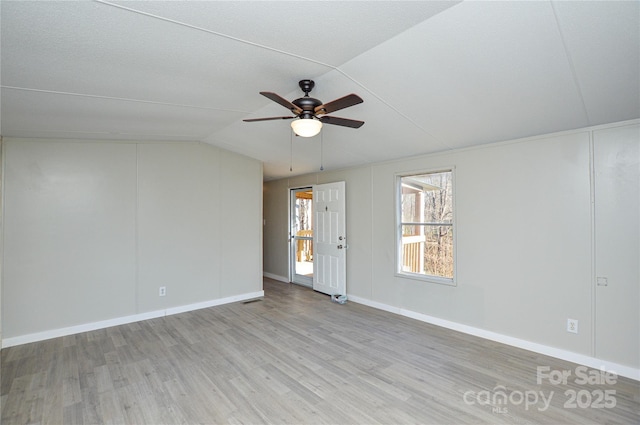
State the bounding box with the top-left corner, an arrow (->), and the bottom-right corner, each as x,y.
397,170 -> 455,284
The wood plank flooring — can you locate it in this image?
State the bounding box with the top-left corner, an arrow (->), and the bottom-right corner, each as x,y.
2,278 -> 639,424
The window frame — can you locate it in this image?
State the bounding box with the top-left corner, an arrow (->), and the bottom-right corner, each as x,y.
395,167 -> 457,286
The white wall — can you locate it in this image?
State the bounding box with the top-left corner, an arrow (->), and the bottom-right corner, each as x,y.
2,139 -> 263,342
263,121 -> 639,372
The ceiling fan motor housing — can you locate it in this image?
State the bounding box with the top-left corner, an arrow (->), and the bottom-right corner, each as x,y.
293,96 -> 322,117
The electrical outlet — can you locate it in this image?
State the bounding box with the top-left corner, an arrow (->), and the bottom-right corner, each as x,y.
567,318 -> 578,334
159,286 -> 166,297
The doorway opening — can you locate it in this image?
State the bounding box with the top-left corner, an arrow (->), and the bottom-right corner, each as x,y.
290,187 -> 313,287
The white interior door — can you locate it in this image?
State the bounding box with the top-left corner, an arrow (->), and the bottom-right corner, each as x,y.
313,181 -> 346,295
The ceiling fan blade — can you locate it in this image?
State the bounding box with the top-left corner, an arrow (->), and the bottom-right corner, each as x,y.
260,92 -> 302,114
315,94 -> 363,115
319,115 -> 365,129
243,116 -> 295,122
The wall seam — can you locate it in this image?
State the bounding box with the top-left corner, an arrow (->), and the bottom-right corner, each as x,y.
370,164 -> 374,300
0,137 -> 4,345
589,130 -> 596,358
135,143 -> 140,315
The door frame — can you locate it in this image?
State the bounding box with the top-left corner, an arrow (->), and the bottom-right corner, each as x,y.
289,186 -> 313,287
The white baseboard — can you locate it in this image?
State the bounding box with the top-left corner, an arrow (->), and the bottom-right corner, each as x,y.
1,290 -> 264,349
263,272 -> 288,283
347,294 -> 640,381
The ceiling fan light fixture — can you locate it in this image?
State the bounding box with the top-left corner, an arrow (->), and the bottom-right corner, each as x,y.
291,118 -> 322,137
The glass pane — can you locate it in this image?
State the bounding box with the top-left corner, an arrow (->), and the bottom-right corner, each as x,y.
293,189 -> 313,280
421,172 -> 452,224
399,169 -> 454,281
401,171 -> 452,224
401,225 -> 453,279
423,225 -> 453,278
294,193 -> 313,232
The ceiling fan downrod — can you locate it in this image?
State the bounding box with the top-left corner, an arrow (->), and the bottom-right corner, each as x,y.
298,79 -> 315,96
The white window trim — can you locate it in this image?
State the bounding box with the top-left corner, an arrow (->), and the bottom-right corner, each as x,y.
395,167 -> 457,286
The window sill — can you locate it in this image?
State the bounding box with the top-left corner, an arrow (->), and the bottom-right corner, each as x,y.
395,271 -> 456,287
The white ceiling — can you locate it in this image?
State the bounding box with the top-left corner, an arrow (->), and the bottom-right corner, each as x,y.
2,1 -> 638,180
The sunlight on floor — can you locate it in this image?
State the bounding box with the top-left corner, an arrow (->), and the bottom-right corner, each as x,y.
295,260 -> 313,277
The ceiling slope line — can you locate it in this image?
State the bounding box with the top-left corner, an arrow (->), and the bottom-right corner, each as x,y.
335,69 -> 453,151
0,86 -> 249,113
550,2 -> 591,124
94,0 -> 336,71
96,0 -> 455,151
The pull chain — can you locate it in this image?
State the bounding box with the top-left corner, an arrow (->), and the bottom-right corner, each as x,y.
290,128 -> 293,172
320,130 -> 324,171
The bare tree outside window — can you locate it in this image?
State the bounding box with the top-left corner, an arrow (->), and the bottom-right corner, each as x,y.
297,198 -> 312,231
399,171 -> 454,280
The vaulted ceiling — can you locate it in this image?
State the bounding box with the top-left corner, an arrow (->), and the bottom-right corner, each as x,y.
2,1 -> 638,180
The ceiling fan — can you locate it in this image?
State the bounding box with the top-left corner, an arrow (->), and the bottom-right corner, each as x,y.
243,79 -> 364,137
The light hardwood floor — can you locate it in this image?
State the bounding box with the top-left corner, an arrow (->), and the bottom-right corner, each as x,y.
2,278 -> 639,424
